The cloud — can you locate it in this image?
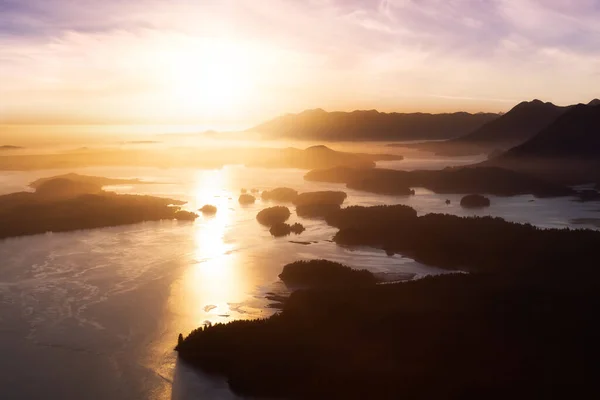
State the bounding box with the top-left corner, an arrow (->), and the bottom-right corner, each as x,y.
1,0 -> 600,124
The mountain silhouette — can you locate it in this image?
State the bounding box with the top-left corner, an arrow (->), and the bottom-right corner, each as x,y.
248,109 -> 498,141
501,103 -> 600,159
437,100 -> 570,154
489,103 -> 600,183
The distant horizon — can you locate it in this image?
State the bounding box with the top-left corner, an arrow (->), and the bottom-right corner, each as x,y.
3,96 -> 600,131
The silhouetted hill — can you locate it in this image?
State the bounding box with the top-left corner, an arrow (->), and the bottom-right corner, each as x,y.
30,173 -> 150,189
279,260 -> 377,288
34,178 -> 103,200
247,145 -> 402,169
413,100 -> 569,155
502,104 -> 600,159
305,166 -> 572,197
589,99 -> 600,106
488,103 -> 600,183
249,108 -> 498,141
457,100 -> 568,146
0,177 -> 192,240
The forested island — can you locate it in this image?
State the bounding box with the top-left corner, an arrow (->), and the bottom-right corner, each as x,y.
29,173 -> 153,189
260,187 -> 348,207
460,194 -> 491,208
327,205 -> 598,272
176,204 -> 600,398
256,206 -> 291,226
199,204 -> 217,214
279,260 -> 377,288
305,166 -> 573,197
0,176 -> 196,240
269,222 -> 305,237
261,187 -> 298,202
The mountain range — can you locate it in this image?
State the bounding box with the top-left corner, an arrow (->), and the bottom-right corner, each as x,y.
248,108 -> 498,141
250,100 -> 600,166
410,99 -> 589,155
447,99 -> 570,152
486,102 -> 600,183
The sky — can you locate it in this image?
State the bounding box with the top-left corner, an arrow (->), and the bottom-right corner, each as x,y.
1,0 -> 600,129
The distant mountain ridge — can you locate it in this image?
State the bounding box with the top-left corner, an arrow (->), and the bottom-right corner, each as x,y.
502,103 -> 600,159
249,108 -> 498,141
487,103 -> 600,184
588,99 -> 600,106
411,99 -> 572,155
453,99 -> 570,148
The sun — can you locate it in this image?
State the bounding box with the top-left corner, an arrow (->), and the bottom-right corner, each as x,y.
164,39 -> 253,115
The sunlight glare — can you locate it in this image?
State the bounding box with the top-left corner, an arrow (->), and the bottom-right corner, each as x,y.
182,169 -> 248,325
164,39 -> 254,115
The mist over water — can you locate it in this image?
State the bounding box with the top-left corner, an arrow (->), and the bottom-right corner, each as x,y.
0,159 -> 598,399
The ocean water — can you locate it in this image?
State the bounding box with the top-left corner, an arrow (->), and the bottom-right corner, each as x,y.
0,163 -> 598,399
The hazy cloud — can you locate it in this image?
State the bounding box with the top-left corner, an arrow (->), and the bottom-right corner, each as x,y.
1,0 -> 600,124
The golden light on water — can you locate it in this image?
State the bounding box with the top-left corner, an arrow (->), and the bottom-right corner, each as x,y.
183,169 -> 249,325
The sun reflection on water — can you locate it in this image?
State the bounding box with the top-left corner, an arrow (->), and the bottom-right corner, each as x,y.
182,169 -> 250,326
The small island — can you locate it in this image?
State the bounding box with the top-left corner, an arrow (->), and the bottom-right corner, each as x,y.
256,206 -> 291,226
261,187 -> 299,202
279,260 -> 377,288
199,204 -> 217,214
269,222 -> 305,237
238,194 -> 256,204
29,172 -> 152,189
460,194 -> 491,208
